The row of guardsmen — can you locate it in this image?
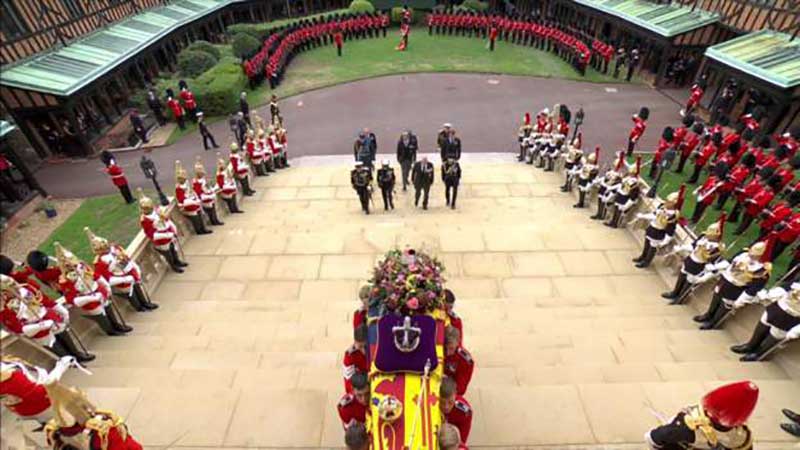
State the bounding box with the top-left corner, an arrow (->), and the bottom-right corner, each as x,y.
516,106 -> 798,449
337,287 -> 474,449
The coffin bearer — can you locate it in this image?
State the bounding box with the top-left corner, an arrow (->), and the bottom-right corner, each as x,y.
376,160 -> 396,211
396,130 -> 419,191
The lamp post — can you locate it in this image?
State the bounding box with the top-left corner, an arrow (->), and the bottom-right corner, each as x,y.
647,147 -> 677,198
139,155 -> 169,206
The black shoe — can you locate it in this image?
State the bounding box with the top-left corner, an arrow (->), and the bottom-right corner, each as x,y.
782,409 -> 800,424
693,313 -> 709,323
200,229 -> 213,235
661,291 -> 677,299
171,266 -> 185,273
75,352 -> 96,363
740,353 -> 761,362
780,422 -> 800,437
635,261 -> 649,269
699,321 -> 716,330
730,343 -> 756,354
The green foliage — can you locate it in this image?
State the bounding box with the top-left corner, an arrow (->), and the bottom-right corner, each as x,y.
177,50 -> 218,78
187,40 -> 221,59
192,56 -> 247,116
460,0 -> 488,11
231,32 -> 261,60
226,9 -> 349,41
349,0 -> 375,14
39,193 -> 146,263
390,7 -> 419,25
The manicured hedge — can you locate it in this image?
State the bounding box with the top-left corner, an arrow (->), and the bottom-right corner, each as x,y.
190,56 -> 247,116
460,0 -> 488,12
177,49 -> 218,78
187,40 -> 221,59
390,7 -> 427,24
348,0 -> 375,14
232,32 -> 261,60
227,9 -> 348,41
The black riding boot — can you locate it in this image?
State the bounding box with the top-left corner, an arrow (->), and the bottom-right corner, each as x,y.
574,191 -> 586,208
741,334 -> 781,361
134,283 -> 159,310
700,299 -> 731,330
189,214 -> 212,235
241,177 -> 256,195
55,331 -> 95,362
731,322 -> 770,354
606,209 -> 621,228
693,291 -> 722,323
89,314 -> 123,336
120,289 -> 146,312
205,207 -> 224,226
635,241 -> 657,268
106,304 -> 133,333
662,273 -> 688,300
158,249 -> 183,273
170,243 -> 188,267
591,200 -> 605,220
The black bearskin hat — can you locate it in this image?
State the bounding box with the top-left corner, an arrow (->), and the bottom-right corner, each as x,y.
100,150 -> 115,167
758,166 -> 775,180
790,155 -> 800,170
766,175 -> 783,191
691,122 -> 705,135
26,250 -> 50,272
662,127 -> 675,141
178,79 -> 188,90
0,255 -> 14,276
742,128 -> 755,142
759,136 -> 773,149
638,107 -> 650,120
712,133 -> 723,146
165,88 -> 175,99
776,145 -> 789,159
788,190 -> 800,207
740,152 -> 756,168
728,140 -> 741,155
718,116 -> 730,127
681,114 -> 695,128
714,161 -> 730,178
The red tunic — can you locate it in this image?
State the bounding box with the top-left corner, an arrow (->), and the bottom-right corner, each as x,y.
179,90 -> 197,110
719,166 -> 749,194
744,187 -> 774,217
445,395 -> 473,443
444,347 -> 474,396
105,163 -> 128,187
697,175 -> 722,206
629,116 -> 646,142
0,366 -> 51,417
337,393 -> 367,428
166,98 -> 183,118
447,310 -> 463,344
760,202 -> 793,232
352,307 -> 366,330
342,345 -> 368,393
695,142 -> 717,167
680,132 -> 701,159
686,85 -> 704,109
776,213 -> 800,244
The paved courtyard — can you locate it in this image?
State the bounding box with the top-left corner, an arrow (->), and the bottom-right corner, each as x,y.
56,158 -> 798,449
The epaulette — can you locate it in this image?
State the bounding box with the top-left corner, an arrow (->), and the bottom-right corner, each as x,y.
457,347 -> 472,363
338,394 -> 354,408
455,400 -> 471,414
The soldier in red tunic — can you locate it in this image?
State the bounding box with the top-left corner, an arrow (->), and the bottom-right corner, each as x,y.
353,285 -> 369,331
24,250 -> 63,291
734,176 -> 780,235
444,326 -> 474,396
715,152 -> 756,210
137,189 -> 187,273
229,143 -> 256,196
690,163 -> 728,223
337,371 -> 368,428
626,107 -> 649,157
166,94 -> 185,130
754,190 -> 800,242
688,132 -> 721,184
681,80 -> 705,117
100,153 -> 133,204
440,376 -> 472,444
774,127 -> 799,159
85,227 -> 158,312
174,160 -> 212,235
215,154 -> 244,214
646,381 -> 756,450
192,158 -> 224,226
342,323 -> 368,393
178,80 -> 198,122
444,289 -> 463,344
769,212 -> 800,262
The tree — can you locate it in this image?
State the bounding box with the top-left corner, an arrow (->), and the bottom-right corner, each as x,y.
232,33 -> 261,60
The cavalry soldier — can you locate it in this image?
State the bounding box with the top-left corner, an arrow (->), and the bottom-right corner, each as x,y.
376,160 -> 396,211
631,188 -> 682,268
561,134 -> 583,192
192,158 -> 224,227
517,113 -> 533,162
46,409 -> 143,450
440,376 -> 472,444
444,327 -> 474,395
645,381 -> 757,450
443,158 -> 462,210
396,130 -> 418,191
137,189 -> 187,274
274,123 -> 290,168
626,107 -> 649,157
215,155 -> 244,214
337,371 -> 368,428
606,157 -> 641,228
229,143 -> 256,196
1,275 -> 94,362
246,130 -> 267,176
591,152 -> 625,221
101,154 -> 133,204
412,156 -> 435,210
174,160 -> 211,235
85,227 -> 158,312
54,242 -> 132,336
351,162 -> 372,215
342,324 -> 368,393
662,218 -> 726,304
693,242 -> 771,330
574,147 -> 599,208
731,282 -> 799,362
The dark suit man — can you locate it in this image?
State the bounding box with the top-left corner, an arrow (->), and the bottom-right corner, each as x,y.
441,129 -> 462,161
412,157 -> 435,210
198,113 -> 218,150
396,130 -> 418,191
442,158 -> 462,209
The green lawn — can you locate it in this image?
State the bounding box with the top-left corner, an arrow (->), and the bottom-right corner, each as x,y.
250,27 -> 622,105
39,193 -> 146,263
636,156 -> 795,283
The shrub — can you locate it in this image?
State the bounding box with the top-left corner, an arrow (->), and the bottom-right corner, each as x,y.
177,50 -> 217,78
187,40 -> 221,59
461,0 -> 488,11
349,0 -> 375,14
231,32 -> 261,60
390,7 -> 417,25
227,23 -> 263,40
192,57 -> 247,116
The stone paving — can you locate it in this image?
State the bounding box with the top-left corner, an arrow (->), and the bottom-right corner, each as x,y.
55,158 -> 798,449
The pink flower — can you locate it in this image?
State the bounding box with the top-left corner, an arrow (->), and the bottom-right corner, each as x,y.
406,297 -> 420,310
409,264 -> 419,273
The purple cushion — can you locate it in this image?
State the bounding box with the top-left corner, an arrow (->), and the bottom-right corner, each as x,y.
374,314 -> 438,374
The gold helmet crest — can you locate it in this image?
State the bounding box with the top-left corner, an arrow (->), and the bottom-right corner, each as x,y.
664,192 -> 680,208
229,142 -> 239,153
84,227 -> 110,255
194,157 -> 206,178
54,242 -> 80,272
747,242 -> 767,259
174,160 -> 187,183
136,188 -> 154,214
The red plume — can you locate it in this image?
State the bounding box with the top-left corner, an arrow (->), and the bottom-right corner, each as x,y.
676,184 -> 686,210
615,151 -> 625,171
594,146 -> 600,162
702,381 -> 759,428
717,213 -> 727,238
762,234 -> 776,262
524,113 -> 531,126
635,156 -> 642,176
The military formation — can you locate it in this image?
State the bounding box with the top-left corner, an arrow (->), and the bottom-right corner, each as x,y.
338,287 -> 475,449
349,125 -> 462,214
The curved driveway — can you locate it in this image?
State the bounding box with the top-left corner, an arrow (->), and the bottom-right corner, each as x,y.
37,73 -> 679,198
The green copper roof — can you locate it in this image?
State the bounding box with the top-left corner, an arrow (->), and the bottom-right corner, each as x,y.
0,0 -> 238,97
705,30 -> 800,90
573,0 -> 719,38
